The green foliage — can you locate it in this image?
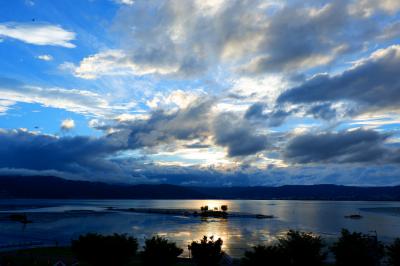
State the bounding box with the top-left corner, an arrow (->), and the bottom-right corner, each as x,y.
331,229 -> 384,266
387,238 -> 400,266
71,233 -> 138,266
188,236 -> 223,266
141,235 -> 183,266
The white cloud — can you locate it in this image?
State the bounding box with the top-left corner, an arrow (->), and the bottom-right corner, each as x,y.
0,78 -> 123,117
61,119 -> 75,131
0,22 -> 76,48
115,113 -> 148,122
350,0 -> 400,17
36,54 -> 53,61
115,0 -> 134,5
230,75 -> 289,106
0,99 -> 15,114
64,49 -> 179,79
146,90 -> 204,110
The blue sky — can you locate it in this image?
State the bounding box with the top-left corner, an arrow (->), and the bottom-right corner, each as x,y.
1,0 -> 400,186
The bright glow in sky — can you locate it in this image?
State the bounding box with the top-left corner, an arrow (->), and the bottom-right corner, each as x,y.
1,0 -> 400,186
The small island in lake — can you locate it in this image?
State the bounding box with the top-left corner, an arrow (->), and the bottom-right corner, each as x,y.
121,204 -> 274,219
344,214 -> 363,219
197,204 -> 228,218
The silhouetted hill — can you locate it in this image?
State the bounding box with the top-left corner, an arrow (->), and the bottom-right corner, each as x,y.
190,185 -> 400,200
1,175 -> 400,200
0,176 -> 207,199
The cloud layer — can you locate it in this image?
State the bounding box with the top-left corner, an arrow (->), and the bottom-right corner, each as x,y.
1,0 -> 400,186
0,77 -> 131,117
68,0 -> 400,80
284,129 -> 397,164
279,45 -> 400,116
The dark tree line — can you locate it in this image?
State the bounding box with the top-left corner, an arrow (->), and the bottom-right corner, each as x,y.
69,229 -> 400,266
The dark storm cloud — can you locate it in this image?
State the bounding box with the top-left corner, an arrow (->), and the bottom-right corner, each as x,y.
124,99 -> 213,149
284,129 -> 400,164
244,1 -> 349,73
213,112 -> 268,157
244,102 -> 267,120
94,99 -> 271,157
307,103 -> 337,120
2,128 -> 400,186
90,98 -> 214,149
184,143 -> 211,149
245,102 -> 292,127
278,45 -> 400,114
0,129 -> 125,173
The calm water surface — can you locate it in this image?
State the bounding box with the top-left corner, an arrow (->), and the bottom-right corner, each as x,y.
1,199 -> 400,257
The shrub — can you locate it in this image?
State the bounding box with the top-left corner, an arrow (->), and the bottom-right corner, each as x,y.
221,205 -> 228,212
241,230 -> 325,266
241,245 -> 287,266
278,230 -> 326,266
331,229 -> 384,266
200,206 -> 209,212
387,238 -> 400,266
141,235 -> 183,266
188,236 -> 223,266
71,233 -> 138,266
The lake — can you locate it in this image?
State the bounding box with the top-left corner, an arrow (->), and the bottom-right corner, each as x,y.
1,199 -> 400,257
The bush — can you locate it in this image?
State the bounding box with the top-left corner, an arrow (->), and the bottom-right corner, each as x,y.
278,230 -> 326,266
241,230 -> 325,266
141,235 -> 183,266
71,233 -> 138,266
387,238 -> 400,266
188,236 -> 224,266
331,229 -> 384,266
242,245 -> 286,266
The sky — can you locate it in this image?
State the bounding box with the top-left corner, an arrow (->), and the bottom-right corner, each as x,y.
0,0 -> 400,186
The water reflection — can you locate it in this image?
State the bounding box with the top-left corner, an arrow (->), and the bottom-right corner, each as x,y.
1,199 -> 400,257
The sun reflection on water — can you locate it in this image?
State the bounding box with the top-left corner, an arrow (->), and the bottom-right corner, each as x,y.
193,200 -> 231,210
151,200 -> 277,257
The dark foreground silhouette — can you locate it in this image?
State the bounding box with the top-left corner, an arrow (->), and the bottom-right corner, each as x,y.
242,230 -> 326,266
2,229 -> 400,266
188,236 -> 224,266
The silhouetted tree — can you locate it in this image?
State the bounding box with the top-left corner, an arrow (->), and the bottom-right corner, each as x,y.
71,233 -> 138,266
188,236 -> 223,266
241,230 -> 325,266
387,238 -> 400,266
278,230 -> 326,266
221,205 -> 228,212
242,245 -> 287,266
141,235 -> 183,266
200,206 -> 209,212
331,229 -> 384,266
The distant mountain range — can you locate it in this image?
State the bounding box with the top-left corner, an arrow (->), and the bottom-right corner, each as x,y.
1,175 -> 400,200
